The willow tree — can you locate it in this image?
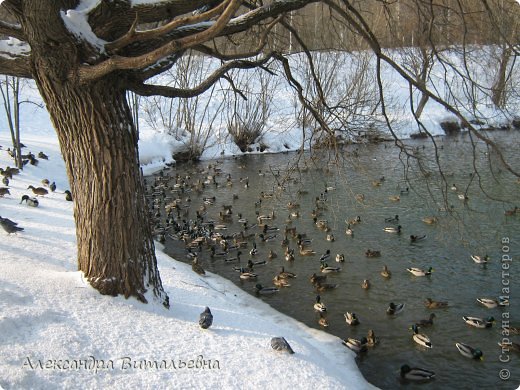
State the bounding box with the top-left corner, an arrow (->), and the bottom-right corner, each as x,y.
0,1 -> 518,307
0,0 -> 320,306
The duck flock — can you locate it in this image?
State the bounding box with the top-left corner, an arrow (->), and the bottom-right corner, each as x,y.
0,147 -> 73,235
144,156 -> 519,384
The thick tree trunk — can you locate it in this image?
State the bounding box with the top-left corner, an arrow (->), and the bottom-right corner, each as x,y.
20,1 -> 169,307
39,77 -> 168,306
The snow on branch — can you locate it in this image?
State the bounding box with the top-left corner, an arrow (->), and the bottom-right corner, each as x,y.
76,0 -> 242,83
60,0 -> 106,53
0,37 -> 30,58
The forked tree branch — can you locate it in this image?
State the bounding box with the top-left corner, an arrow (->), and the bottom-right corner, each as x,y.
77,0 -> 242,83
105,0 -> 232,53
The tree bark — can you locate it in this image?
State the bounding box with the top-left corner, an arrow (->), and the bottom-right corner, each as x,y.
491,46 -> 511,109
19,0 -> 169,307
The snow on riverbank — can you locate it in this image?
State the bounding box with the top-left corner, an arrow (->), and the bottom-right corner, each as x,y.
0,130 -> 375,388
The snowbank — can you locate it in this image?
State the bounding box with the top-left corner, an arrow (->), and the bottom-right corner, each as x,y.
0,132 -> 375,389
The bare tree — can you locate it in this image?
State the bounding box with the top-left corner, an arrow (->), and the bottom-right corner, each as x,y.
0,75 -> 22,168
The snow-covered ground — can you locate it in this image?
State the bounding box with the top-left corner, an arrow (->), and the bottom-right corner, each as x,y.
0,45 -> 518,389
0,131 -> 374,387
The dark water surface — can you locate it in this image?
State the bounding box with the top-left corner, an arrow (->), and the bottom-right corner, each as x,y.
148,132 -> 520,389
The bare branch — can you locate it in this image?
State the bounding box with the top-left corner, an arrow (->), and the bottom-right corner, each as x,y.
105,0 -> 232,53
78,0 -> 242,83
129,52 -> 276,99
194,15 -> 283,60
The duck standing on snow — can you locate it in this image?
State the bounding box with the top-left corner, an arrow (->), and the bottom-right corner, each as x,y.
399,364 -> 435,381
271,337 -> 295,354
20,194 -> 39,207
199,307 -> 213,329
0,217 -> 24,235
65,190 -> 73,201
0,187 -> 10,197
191,257 -> 205,276
27,185 -> 48,196
456,342 -> 483,360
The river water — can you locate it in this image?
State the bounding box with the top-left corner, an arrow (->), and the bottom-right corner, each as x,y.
148,132 -> 520,389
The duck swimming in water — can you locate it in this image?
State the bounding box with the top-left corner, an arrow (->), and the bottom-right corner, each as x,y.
411,324 -> 432,348
477,298 -> 499,308
255,284 -> 279,295
471,254 -> 489,264
424,298 -> 448,309
320,262 -> 341,273
416,313 -> 436,328
399,364 -> 435,382
410,234 -> 426,242
313,295 -> 327,312
365,249 -> 381,257
387,302 -> 405,315
456,342 -> 483,360
385,214 -> 399,223
407,267 -> 433,276
344,312 -> 360,326
384,225 -> 401,233
310,273 -> 327,285
381,265 -> 391,278
342,337 -> 368,354
463,316 -> 495,328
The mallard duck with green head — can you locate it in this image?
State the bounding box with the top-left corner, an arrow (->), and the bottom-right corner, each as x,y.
313,295 -> 327,312
463,316 -> 495,328
411,324 -> 432,348
407,267 -> 433,276
456,342 -> 483,360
